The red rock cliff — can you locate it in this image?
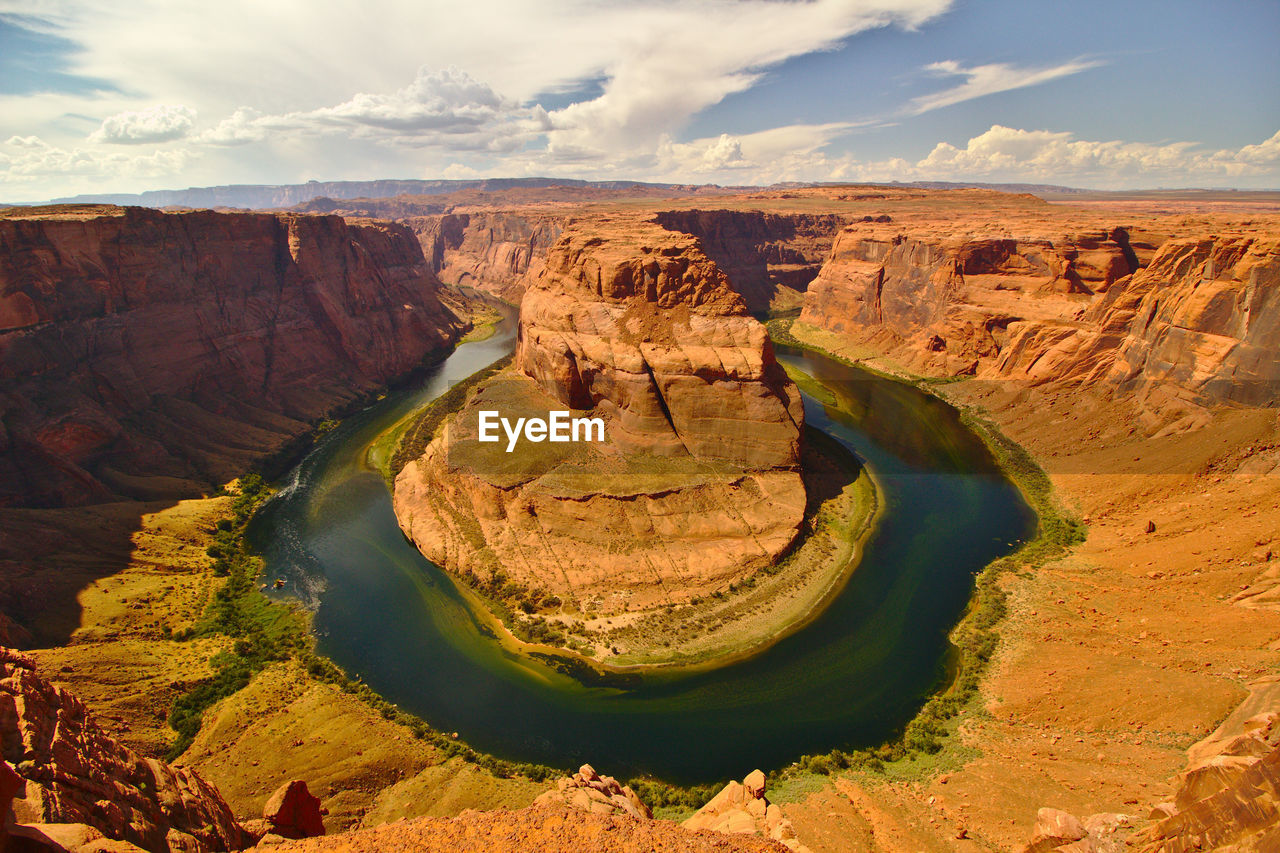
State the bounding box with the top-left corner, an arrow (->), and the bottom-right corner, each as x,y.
0,205 -> 466,507
653,209 -> 846,313
0,646 -> 248,852
517,223 -> 804,468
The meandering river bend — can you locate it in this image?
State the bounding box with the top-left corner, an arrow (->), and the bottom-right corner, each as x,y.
247,308 -> 1035,784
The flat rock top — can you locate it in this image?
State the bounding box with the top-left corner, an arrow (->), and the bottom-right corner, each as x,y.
0,203 -> 129,220
260,804 -> 789,852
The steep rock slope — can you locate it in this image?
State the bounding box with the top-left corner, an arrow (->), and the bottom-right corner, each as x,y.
798,221 -> 1151,375
0,205 -> 466,507
800,219 -> 1280,421
394,221 -> 805,615
653,210 -> 846,312
0,646 -> 248,852
418,211 -> 565,301
996,235 -> 1280,416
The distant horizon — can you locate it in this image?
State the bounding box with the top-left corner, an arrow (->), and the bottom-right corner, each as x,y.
6,175 -> 1280,210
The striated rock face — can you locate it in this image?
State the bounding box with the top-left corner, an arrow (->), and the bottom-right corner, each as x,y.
534,763 -> 652,820
995,235 -> 1280,420
1141,690 -> 1280,853
683,769 -> 810,853
0,646 -> 248,852
517,225 -> 803,468
418,212 -> 564,302
653,210 -> 846,312
0,205 -> 466,507
799,224 -> 1146,375
800,219 -> 1280,418
394,222 -> 805,615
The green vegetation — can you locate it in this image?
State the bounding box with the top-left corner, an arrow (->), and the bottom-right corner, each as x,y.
167,464 -> 563,784
168,474 -> 303,758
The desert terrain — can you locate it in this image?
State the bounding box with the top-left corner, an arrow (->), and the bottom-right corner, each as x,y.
2,184 -> 1278,852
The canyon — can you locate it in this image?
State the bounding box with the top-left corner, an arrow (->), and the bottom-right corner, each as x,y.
0,205 -> 467,509
391,218 -> 810,624
2,186 -> 1279,853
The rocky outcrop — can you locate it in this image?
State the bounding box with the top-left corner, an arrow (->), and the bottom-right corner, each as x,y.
517,224 -> 803,467
994,235 -> 1280,422
534,764 -> 651,820
1020,808 -> 1136,853
653,210 -> 846,312
0,205 -> 466,507
260,781 -> 326,840
0,647 -> 248,852
254,803 -> 790,852
394,221 -> 805,616
683,769 -> 809,852
1140,679 -> 1280,853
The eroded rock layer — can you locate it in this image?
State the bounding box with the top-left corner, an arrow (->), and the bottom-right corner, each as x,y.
0,646 -> 248,852
394,221 -> 805,613
799,215 -> 1280,422
652,210 -> 847,312
419,211 -> 564,302
0,205 -> 466,507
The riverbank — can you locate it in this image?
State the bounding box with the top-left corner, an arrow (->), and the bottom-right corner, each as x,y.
761,318 -> 1280,852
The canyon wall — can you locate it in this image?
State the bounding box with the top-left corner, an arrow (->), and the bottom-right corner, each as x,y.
652,210 -> 846,313
418,212 -> 565,302
0,205 -> 467,507
393,221 -> 806,614
799,219 -> 1280,425
997,235 -> 1280,409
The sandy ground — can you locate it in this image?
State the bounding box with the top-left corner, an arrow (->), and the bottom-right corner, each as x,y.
776,327 -> 1280,853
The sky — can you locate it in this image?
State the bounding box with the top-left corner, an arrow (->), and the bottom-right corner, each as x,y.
1,0 -> 1278,201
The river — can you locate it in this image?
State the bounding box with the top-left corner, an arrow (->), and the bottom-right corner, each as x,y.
247,306 -> 1035,784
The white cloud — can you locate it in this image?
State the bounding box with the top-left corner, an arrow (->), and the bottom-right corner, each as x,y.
1,135 -> 192,188
908,59 -> 1103,115
89,104 -> 196,144
910,125 -> 1280,180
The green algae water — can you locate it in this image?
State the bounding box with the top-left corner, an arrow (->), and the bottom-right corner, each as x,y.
247,306 -> 1035,784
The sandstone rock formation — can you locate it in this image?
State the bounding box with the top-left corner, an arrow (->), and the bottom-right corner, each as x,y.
261,780 -> 326,839
534,763 -> 652,820
394,221 -> 806,616
257,803 -> 790,852
799,213 -> 1280,427
1021,807 -> 1136,853
798,222 -> 1149,376
0,646 -> 248,852
995,235 -> 1280,411
653,210 -> 846,312
419,212 -> 564,302
1140,683 -> 1280,852
683,769 -> 809,852
0,205 -> 467,508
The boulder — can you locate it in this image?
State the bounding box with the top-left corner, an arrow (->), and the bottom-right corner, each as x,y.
263,781 -> 325,839
534,764 -> 652,821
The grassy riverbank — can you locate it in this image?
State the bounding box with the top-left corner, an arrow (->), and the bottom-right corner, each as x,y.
764,316 -> 1087,787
